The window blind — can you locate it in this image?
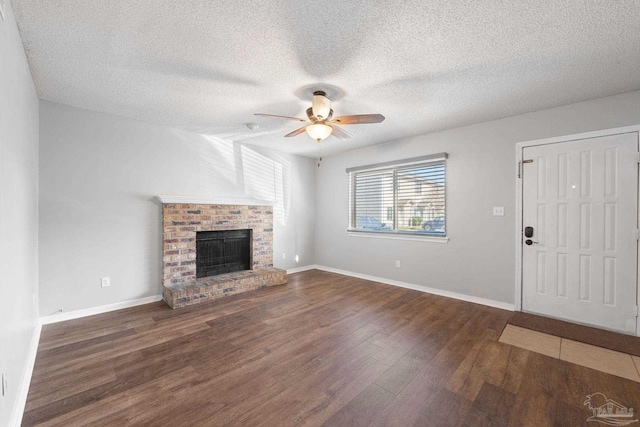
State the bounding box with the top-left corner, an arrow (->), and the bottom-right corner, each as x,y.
349,156 -> 446,235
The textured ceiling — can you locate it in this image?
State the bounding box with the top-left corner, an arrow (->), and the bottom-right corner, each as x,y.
12,0 -> 640,157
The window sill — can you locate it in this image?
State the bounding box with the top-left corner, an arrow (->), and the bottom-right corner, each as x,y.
346,231 -> 449,243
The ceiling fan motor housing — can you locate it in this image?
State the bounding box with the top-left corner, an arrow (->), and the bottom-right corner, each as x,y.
312,91 -> 331,120
306,107 -> 333,122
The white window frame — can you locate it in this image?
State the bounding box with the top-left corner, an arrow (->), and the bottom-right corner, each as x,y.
347,153 -> 448,243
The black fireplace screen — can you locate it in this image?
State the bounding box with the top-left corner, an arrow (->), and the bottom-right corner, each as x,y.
196,229 -> 251,278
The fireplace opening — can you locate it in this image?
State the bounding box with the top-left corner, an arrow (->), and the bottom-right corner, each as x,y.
196,229 -> 252,278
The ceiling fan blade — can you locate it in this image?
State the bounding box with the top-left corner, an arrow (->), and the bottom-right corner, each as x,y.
284,126 -> 308,138
254,113 -> 308,122
328,124 -> 351,140
331,114 -> 385,125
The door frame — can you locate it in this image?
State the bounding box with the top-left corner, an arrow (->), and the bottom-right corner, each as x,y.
514,125 -> 640,336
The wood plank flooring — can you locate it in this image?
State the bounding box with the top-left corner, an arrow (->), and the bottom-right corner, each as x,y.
23,270 -> 640,426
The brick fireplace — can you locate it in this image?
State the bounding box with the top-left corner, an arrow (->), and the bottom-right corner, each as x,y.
159,196 -> 287,309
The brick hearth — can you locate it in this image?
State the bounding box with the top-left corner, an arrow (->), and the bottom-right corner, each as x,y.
161,200 -> 287,309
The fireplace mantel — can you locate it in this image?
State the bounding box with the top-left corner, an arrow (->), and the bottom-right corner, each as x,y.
156,195 -> 273,206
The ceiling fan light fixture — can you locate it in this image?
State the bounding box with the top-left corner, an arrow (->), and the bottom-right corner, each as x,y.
306,123 -> 332,142
312,91 -> 331,120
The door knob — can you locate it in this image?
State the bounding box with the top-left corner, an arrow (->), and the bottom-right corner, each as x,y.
525,239 -> 539,245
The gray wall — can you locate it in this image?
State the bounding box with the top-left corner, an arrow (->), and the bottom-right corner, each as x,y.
39,101 -> 315,316
0,2 -> 40,425
315,90 -> 640,305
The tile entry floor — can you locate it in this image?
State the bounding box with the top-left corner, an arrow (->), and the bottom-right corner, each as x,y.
499,324 -> 640,382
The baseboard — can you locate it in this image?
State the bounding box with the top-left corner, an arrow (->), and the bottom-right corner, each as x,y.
40,295 -> 163,325
10,319 -> 42,427
286,265 -> 318,274
314,265 -> 515,312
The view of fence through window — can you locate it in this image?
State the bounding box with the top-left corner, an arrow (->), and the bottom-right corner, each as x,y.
350,161 -> 446,235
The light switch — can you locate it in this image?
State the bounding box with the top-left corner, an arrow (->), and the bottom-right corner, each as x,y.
493,207 -> 505,216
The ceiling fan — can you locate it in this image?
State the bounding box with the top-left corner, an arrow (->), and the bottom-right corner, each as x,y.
255,91 -> 385,142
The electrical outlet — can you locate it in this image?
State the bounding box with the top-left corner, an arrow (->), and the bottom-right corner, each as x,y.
395,260 -> 401,268
281,253 -> 286,260
101,277 -> 110,288
295,255 -> 299,263
493,207 -> 505,216
2,370 -> 7,397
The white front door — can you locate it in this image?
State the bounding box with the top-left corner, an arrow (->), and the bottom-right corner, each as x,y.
522,132 -> 639,334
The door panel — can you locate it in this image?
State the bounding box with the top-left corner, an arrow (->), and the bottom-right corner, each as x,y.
522,132 -> 638,334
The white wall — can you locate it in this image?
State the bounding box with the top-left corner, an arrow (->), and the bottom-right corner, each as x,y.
0,1 -> 40,425
39,101 -> 315,316
315,90 -> 640,305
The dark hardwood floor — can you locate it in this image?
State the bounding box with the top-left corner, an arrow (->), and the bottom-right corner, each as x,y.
23,270 -> 640,426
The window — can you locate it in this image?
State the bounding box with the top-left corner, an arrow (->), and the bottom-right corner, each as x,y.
348,154 -> 447,236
